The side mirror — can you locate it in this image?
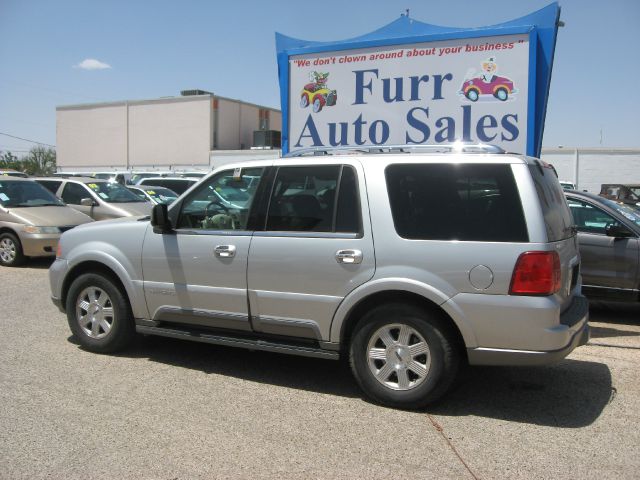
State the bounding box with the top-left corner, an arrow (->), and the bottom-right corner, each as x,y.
605,223 -> 634,238
151,203 -> 173,234
80,197 -> 97,207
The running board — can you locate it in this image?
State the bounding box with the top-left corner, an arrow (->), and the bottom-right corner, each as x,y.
136,325 -> 340,360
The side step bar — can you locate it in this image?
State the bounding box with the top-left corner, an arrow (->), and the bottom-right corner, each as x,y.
136,325 -> 340,360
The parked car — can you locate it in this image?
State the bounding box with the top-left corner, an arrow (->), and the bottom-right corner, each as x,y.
566,190 -> 640,301
49,145 -> 588,409
130,172 -> 174,185
0,169 -> 29,178
599,183 -> 640,207
137,177 -> 199,195
127,185 -> 179,205
0,178 -> 92,266
560,180 -> 576,191
90,171 -> 132,185
34,177 -> 152,220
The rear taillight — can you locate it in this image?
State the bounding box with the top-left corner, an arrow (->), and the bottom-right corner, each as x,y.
56,242 -> 62,258
509,251 -> 561,296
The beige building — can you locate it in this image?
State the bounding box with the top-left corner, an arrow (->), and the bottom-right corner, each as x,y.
56,91 -> 282,171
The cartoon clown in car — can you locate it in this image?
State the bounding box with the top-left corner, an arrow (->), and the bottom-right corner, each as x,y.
300,71 -> 338,113
459,57 -> 518,102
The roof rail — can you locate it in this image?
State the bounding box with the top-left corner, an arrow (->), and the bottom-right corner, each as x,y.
285,143 -> 505,157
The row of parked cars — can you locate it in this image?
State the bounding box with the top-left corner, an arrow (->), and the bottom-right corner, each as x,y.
0,169 -> 211,266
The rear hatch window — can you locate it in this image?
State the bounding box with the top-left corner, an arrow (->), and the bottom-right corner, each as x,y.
528,161 -> 574,241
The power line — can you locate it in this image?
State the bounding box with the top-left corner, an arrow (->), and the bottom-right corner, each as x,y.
0,132 -> 55,148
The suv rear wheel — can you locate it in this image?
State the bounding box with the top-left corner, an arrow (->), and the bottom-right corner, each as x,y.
66,273 -> 135,353
349,303 -> 459,409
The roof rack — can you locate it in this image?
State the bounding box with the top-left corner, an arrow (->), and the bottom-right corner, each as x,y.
286,143 -> 505,157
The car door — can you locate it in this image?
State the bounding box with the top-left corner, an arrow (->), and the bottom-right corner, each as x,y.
60,182 -> 97,218
567,197 -> 639,295
247,162 -> 375,342
141,167 -> 265,331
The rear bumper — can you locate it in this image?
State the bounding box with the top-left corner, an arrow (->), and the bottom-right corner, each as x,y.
467,295 -> 590,366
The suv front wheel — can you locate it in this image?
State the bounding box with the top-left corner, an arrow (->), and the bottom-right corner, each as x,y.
66,273 -> 135,353
349,303 -> 459,409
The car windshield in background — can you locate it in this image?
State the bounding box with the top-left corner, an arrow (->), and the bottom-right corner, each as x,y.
142,187 -> 178,204
85,182 -> 145,203
0,180 -> 65,208
92,173 -> 114,180
602,198 -> 640,227
131,173 -> 164,184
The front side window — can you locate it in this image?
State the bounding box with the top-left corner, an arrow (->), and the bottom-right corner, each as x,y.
386,163 -> 528,242
61,182 -> 91,205
265,165 -> 360,233
567,198 -> 625,235
177,168 -> 263,231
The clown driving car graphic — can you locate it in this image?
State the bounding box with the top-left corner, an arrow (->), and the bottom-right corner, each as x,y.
460,57 -> 519,102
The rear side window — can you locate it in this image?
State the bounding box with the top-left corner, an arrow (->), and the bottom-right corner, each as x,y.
528,162 -> 573,241
385,163 -> 528,242
265,165 -> 360,233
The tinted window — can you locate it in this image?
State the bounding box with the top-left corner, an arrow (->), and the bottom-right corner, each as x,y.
61,182 -> 90,205
84,182 -> 145,203
142,179 -> 194,195
0,180 -> 64,207
386,163 -> 528,242
37,180 -> 62,195
177,168 -> 263,230
528,162 -> 573,241
265,165 -> 360,233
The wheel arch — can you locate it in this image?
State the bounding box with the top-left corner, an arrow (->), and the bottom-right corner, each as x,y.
61,260 -> 133,315
333,288 -> 470,359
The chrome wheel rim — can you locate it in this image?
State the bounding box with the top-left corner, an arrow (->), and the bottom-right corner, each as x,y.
0,238 -> 17,263
76,287 -> 115,339
367,323 -> 431,391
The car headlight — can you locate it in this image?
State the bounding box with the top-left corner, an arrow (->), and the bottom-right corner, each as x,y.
22,226 -> 61,234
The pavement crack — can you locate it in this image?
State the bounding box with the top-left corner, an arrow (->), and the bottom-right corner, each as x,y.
427,413 -> 480,480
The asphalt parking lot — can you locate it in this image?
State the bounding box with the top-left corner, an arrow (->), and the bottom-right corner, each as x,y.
1,260 -> 639,479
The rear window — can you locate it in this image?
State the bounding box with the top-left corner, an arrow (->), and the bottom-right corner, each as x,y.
385,163 -> 528,242
528,162 -> 574,241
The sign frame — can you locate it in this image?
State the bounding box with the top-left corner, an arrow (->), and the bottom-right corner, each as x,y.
276,3 -> 560,157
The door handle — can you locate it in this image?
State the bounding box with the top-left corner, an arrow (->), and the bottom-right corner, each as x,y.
214,245 -> 236,258
335,249 -> 363,264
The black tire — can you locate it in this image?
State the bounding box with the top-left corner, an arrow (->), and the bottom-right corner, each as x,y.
65,273 -> 135,353
494,87 -> 508,101
0,231 -> 26,267
349,303 -> 460,409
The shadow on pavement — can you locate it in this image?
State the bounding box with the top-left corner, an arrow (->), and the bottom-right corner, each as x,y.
21,257 -> 55,270
430,360 -> 613,428
73,333 -> 613,427
589,300 -> 640,326
589,324 -> 640,340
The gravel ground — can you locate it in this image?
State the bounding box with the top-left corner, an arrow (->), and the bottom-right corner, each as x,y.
0,259 -> 638,479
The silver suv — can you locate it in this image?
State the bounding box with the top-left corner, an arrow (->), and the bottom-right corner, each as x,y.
49,145 -> 589,408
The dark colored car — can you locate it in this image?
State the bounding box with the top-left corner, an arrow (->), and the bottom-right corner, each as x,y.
565,191 -> 640,301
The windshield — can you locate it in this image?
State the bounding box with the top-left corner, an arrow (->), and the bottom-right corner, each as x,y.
131,173 -> 164,184
601,197 -> 640,228
0,180 -> 65,208
85,182 -> 145,203
92,173 -> 114,180
135,187 -> 178,205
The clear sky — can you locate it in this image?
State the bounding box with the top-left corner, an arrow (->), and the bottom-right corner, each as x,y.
1,0 -> 638,154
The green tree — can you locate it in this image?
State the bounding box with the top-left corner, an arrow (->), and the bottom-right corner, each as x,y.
0,151 -> 22,170
20,146 -> 56,175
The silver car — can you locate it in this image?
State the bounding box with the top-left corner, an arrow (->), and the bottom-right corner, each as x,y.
35,177 -> 152,220
49,145 -> 589,408
0,177 -> 92,266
